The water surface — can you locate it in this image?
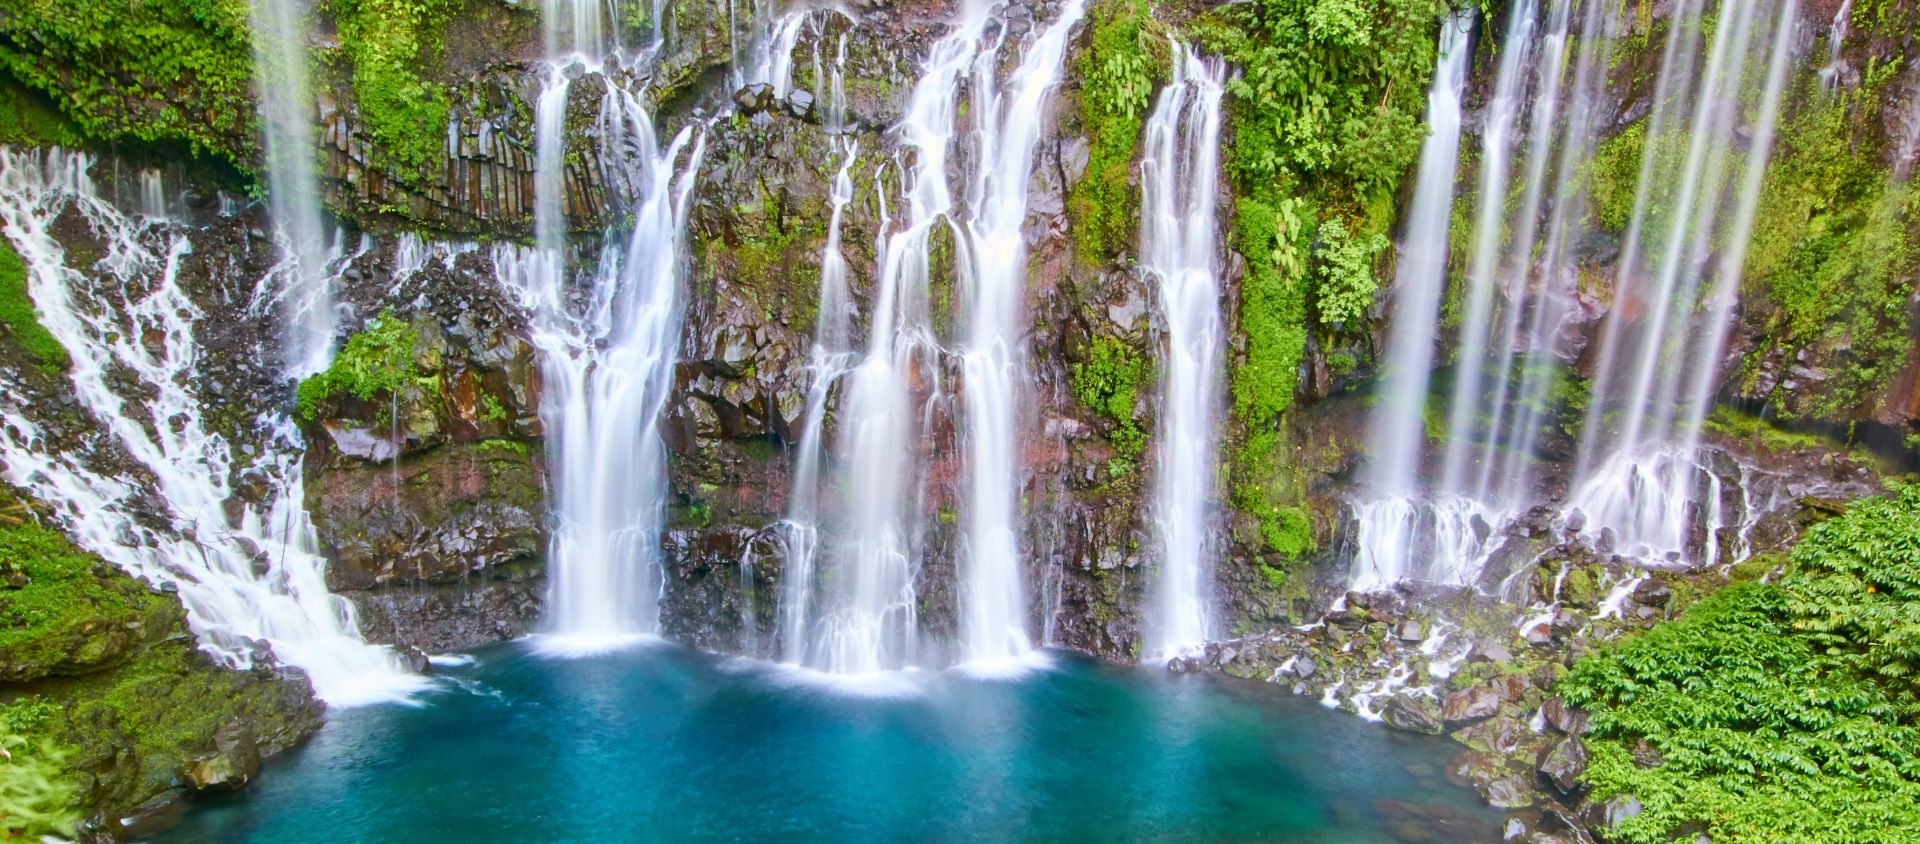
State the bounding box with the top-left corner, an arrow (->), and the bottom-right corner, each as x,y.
155,643 -> 1499,842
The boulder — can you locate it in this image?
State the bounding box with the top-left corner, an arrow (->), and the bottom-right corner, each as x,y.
1537,737 -> 1590,799
1469,639 -> 1514,664
182,720 -> 262,791
1541,696 -> 1589,736
1383,695 -> 1444,734
1443,685 -> 1502,726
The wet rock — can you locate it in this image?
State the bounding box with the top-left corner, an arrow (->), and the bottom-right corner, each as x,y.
1541,696 -> 1589,736
1630,577 -> 1671,607
1582,794 -> 1643,829
784,88 -> 816,120
1537,737 -> 1590,799
1630,737 -> 1664,768
1395,619 -> 1424,643
734,83 -> 776,114
1383,695 -> 1444,734
1443,685 -> 1502,726
1293,655 -> 1317,679
1469,639 -> 1514,663
1487,775 -> 1536,809
182,720 -> 262,791
395,643 -> 431,674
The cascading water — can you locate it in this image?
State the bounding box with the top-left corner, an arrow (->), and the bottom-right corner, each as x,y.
500,1 -> 706,651
955,0 -> 1085,669
1565,0 -> 1799,566
246,0 -> 335,375
784,0 -> 1085,674
1347,11 -> 1474,593
1139,44 -> 1225,660
0,148 -> 426,705
1370,0 -> 1612,587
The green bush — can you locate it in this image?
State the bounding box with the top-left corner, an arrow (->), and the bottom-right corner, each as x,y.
0,732 -> 78,841
327,0 -> 457,178
1071,336 -> 1148,458
295,311 -> 421,420
0,0 -> 257,163
1563,486 -> 1920,843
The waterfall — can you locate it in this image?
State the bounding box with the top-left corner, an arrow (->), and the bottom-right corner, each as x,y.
784,0 -> 1084,674
1140,44 -> 1225,660
1566,0 -> 1799,566
0,149 -> 426,705
246,0 -> 335,376
778,26 -> 858,665
955,0 -> 1085,670
499,2 -> 705,652
1348,12 -> 1474,593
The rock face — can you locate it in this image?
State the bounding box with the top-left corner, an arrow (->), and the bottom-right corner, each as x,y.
300,248 -> 549,653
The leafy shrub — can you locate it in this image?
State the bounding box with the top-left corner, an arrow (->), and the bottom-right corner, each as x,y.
1563,486 -> 1920,843
295,311 -> 421,420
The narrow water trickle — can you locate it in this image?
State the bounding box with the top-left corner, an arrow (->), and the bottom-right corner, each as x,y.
1139,44 -> 1225,661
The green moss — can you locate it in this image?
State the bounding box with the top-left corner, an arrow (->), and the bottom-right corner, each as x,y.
479,392 -> 508,423
327,0 -> 458,178
0,0 -> 257,164
1066,0 -> 1168,262
0,241 -> 70,377
1071,335 -> 1148,458
0,71 -> 86,149
1586,119 -> 1645,233
295,310 -> 421,420
476,438 -> 529,457
0,509 -> 169,681
1740,77 -> 1919,421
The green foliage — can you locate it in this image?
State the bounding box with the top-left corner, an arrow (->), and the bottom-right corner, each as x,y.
1562,487 -> 1920,843
1071,336 -> 1148,458
0,0 -> 257,162
1311,218 -> 1386,325
1196,0 -> 1437,556
327,0 -> 457,177
1784,485 -> 1920,694
479,392 -> 508,423
295,311 -> 420,420
1067,0 -> 1168,262
1230,195 -> 1311,426
1742,78 -> 1919,421
0,732 -> 78,841
1261,504 -> 1313,557
0,241 -> 69,376
1196,0 -> 1441,195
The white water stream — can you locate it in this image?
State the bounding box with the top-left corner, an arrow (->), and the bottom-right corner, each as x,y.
0,149 -> 426,705
1140,44 -> 1225,660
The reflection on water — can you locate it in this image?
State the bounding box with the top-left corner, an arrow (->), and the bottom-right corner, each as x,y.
154,643 -> 1499,843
